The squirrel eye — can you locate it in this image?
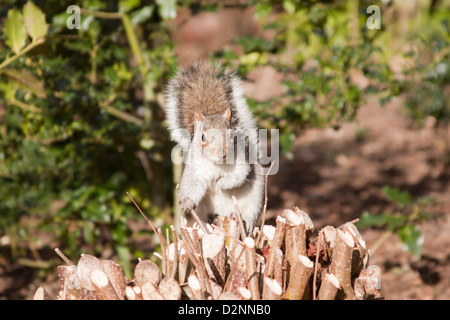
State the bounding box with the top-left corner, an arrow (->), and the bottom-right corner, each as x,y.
201,133 -> 206,142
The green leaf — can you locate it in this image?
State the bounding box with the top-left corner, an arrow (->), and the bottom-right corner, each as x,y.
156,0 -> 177,20
357,211 -> 391,228
283,0 -> 296,14
279,132 -> 295,159
23,1 -> 48,41
4,8 -> 27,54
382,186 -> 413,206
397,225 -> 423,258
119,0 -> 141,13
356,211 -> 407,230
130,5 -> 154,25
115,244 -> 131,278
2,68 -> 46,98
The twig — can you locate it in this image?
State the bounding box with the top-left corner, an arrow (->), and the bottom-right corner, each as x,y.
0,38 -> 46,71
210,224 -> 246,248
190,209 -> 209,234
223,243 -> 245,292
55,248 -> 74,266
9,97 -> 42,113
312,231 -> 323,300
126,192 -> 164,245
80,8 -> 123,19
158,228 -> 168,276
369,229 -> 393,257
180,227 -> 213,298
256,161 -> 276,247
100,102 -> 144,127
170,226 -> 179,280
232,196 -> 247,239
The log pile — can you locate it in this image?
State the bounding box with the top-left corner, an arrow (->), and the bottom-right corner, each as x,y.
34,206 -> 382,300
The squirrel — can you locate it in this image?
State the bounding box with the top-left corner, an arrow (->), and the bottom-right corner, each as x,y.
165,60 -> 265,231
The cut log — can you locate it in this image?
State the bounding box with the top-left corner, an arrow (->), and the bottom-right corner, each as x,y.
284,255 -> 314,300
202,231 -> 226,286
317,273 -> 340,300
90,269 -> 120,300
330,229 -> 356,300
134,259 -> 162,287
158,277 -> 182,300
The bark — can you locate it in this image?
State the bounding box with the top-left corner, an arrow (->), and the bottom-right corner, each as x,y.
284,255 -> 314,300
330,229 -> 356,300
263,277 -> 282,300
317,273 -> 340,300
264,216 -> 286,278
101,260 -> 126,299
354,265 -> 382,300
244,237 -> 260,300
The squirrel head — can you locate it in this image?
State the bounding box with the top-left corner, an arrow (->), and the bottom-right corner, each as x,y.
194,107 -> 233,162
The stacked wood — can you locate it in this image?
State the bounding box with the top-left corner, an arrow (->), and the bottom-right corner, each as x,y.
37,206 -> 382,300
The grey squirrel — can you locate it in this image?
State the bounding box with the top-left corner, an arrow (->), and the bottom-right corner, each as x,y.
165,60 -> 265,231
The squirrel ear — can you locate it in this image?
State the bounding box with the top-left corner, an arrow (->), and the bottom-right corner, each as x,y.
194,111 -> 204,122
223,107 -> 231,122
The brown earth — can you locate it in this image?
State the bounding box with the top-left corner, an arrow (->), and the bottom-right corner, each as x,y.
265,97 -> 450,300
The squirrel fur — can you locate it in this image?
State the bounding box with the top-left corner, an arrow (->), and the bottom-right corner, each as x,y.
165,60 -> 265,231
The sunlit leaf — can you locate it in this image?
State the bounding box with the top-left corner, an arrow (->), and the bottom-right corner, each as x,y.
23,1 -> 48,41
156,0 -> 176,20
4,8 -> 27,54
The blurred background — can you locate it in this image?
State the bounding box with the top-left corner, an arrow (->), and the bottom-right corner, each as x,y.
0,0 -> 449,299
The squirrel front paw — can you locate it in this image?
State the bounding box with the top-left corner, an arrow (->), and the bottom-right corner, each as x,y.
216,176 -> 231,190
179,196 -> 196,213
217,176 -> 241,190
